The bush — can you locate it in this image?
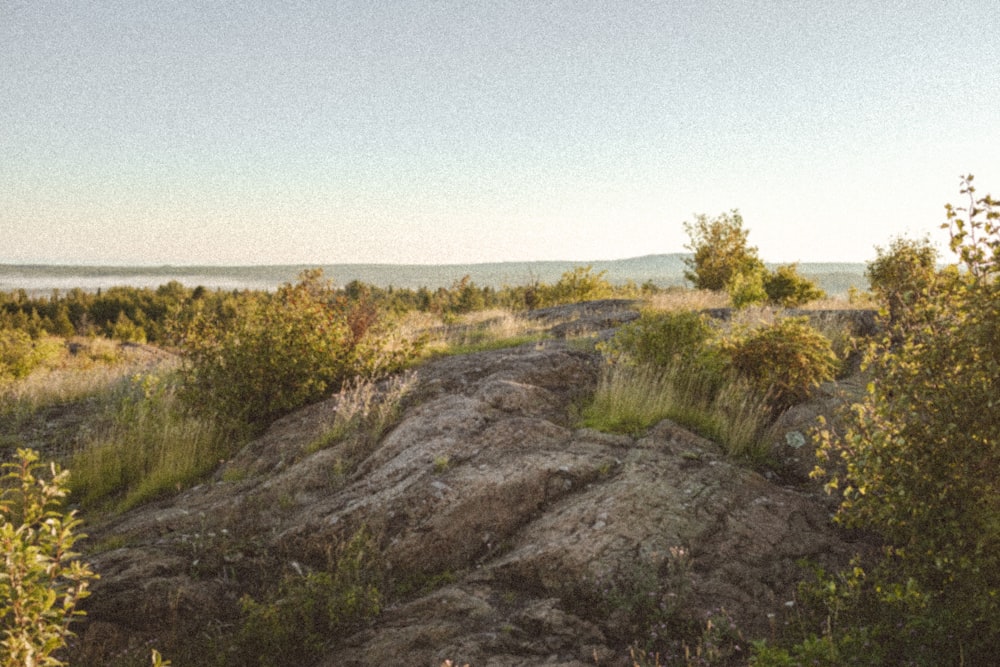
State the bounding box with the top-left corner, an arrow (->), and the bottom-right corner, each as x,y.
0,330 -> 63,382
865,235 -> 939,330
813,175 -> 1000,663
721,317 -> 838,414
600,310 -> 718,370
763,263 -> 826,307
726,266 -> 768,308
683,210 -> 765,291
538,265 -> 613,306
1,449 -> 97,666
175,270 -> 419,432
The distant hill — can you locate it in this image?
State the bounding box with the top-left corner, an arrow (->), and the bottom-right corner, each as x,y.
0,255 -> 868,297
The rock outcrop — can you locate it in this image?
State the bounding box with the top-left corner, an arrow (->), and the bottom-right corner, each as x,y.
74,302 -> 869,666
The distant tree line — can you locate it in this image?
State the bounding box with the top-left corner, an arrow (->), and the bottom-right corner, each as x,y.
0,267 -> 662,344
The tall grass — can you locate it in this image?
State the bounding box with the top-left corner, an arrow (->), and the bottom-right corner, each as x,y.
306,371 -> 416,456
581,361 -> 772,460
69,371 -> 229,512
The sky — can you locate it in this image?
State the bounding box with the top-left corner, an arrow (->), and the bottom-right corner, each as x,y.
3,1 -> 999,266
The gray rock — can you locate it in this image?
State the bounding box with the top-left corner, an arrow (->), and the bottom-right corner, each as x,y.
74,301 -> 866,665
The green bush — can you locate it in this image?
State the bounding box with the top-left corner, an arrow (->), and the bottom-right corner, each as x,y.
763,263 -> 826,307
812,176 -> 1000,664
721,317 -> 838,414
865,235 -> 939,330
600,310 -> 717,369
0,330 -> 63,382
176,270 -> 420,432
726,266 -> 768,308
538,265 -> 613,306
1,449 -> 97,666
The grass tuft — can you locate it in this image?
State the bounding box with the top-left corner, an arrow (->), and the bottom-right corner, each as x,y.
306,371 -> 416,459
582,361 -> 772,460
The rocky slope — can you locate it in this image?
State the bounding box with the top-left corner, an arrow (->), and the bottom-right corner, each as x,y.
72,302 -> 874,666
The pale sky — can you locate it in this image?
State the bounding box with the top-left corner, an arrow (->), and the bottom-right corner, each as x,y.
3,1 -> 998,266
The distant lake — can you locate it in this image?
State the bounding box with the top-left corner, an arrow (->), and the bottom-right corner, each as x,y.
0,255 -> 868,297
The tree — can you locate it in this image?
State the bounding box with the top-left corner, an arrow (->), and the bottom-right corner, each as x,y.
865,235 -> 939,330
683,210 -> 764,291
814,176 -> 1000,663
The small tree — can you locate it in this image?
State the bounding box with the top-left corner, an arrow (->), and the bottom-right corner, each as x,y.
1,449 -> 97,666
683,210 -> 765,291
865,235 -> 939,330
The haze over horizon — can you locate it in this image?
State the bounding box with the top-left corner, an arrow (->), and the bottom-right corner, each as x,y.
4,2 -> 998,267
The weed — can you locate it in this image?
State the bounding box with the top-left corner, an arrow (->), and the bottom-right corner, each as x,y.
433,454 -> 451,473
233,527 -> 383,667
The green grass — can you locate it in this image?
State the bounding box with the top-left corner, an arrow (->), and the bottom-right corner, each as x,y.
581,361 -> 772,460
68,371 -> 230,512
581,363 -> 682,436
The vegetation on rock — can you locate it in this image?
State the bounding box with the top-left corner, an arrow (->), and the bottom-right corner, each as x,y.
174,269 -> 419,432
6,179 -> 994,665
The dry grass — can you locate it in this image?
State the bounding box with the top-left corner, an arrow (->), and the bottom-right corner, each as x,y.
644,288 -> 730,312
306,371 -> 416,456
0,338 -> 171,417
793,294 -> 873,310
404,308 -> 554,357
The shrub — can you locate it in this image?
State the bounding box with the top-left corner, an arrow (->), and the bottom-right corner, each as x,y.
865,235 -> 939,330
175,269 -> 419,432
726,266 -> 768,308
1,449 -> 97,666
763,263 -> 826,307
599,310 -> 718,370
683,210 -> 765,291
721,317 -> 838,414
538,265 -> 613,306
0,330 -> 63,382
813,175 -> 1000,663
